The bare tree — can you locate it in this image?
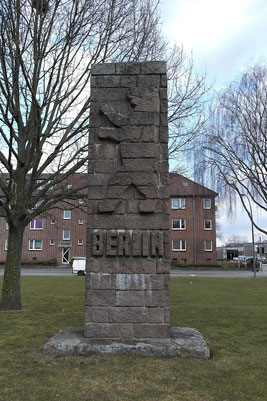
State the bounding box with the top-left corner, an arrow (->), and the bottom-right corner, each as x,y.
215,215 -> 224,243
225,235 -> 248,246
198,64 -> 267,236
0,0 -> 211,310
166,45 -> 210,172
0,0 -> 165,310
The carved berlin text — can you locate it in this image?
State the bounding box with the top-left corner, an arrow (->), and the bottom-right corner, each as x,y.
91,230 -> 164,257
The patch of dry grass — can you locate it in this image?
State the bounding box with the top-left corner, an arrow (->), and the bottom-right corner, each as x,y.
0,276 -> 267,400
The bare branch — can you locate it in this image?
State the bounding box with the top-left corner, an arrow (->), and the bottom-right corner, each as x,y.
199,64 -> 267,235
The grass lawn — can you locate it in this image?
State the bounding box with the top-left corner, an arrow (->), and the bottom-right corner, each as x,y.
0,276 -> 267,401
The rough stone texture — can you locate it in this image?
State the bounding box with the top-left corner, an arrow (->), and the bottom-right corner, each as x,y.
86,61 -> 171,341
43,326 -> 210,359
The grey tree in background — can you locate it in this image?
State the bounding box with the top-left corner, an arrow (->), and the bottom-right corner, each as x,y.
0,0 -> 164,310
167,45 -> 210,172
225,235 -> 249,246
198,64 -> 267,236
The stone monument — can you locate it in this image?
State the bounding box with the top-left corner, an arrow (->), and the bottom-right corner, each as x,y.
43,61 -> 210,358
85,61 -> 170,340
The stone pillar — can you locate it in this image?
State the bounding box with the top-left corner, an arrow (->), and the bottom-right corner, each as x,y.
85,61 -> 170,340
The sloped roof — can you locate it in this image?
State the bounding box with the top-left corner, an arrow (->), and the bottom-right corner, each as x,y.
169,173 -> 218,197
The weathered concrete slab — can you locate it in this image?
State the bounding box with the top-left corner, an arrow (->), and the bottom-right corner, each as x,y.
43,326 -> 210,359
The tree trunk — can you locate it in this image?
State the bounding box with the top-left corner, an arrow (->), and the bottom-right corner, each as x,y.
0,225 -> 25,310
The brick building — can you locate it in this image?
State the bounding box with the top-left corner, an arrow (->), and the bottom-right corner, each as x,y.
0,174 -> 87,265
169,173 -> 218,265
0,173 -> 218,265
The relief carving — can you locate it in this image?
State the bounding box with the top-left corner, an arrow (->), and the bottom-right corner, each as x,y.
96,91 -> 160,215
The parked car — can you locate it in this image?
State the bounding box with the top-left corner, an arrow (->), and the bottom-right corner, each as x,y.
72,257 -> 86,276
238,256 -> 253,261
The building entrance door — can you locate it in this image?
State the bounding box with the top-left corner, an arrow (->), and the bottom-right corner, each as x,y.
62,248 -> 70,264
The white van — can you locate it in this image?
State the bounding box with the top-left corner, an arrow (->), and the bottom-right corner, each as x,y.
72,257 -> 86,276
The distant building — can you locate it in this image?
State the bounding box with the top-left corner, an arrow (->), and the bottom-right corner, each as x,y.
217,242 -> 267,261
169,173 -> 218,265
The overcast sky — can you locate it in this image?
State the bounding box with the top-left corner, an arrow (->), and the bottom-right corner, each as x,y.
160,0 -> 267,244
161,0 -> 267,87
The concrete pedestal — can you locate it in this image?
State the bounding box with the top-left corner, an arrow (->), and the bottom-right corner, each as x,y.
43,326 -> 210,359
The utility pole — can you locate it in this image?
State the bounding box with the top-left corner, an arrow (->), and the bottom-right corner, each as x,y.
241,194 -> 256,278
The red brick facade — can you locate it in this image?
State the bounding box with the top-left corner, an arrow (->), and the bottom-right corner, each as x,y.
0,202 -> 87,265
0,174 -> 87,265
0,173 -> 217,266
169,173 -> 217,265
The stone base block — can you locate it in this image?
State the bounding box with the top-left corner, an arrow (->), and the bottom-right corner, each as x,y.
43,326 -> 210,359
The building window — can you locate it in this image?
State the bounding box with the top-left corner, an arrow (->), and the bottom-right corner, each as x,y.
6,222 -> 8,230
63,229 -> 70,240
172,240 -> 186,251
171,198 -> 185,209
29,239 -> 43,250
34,200 -> 44,209
78,218 -> 84,225
30,219 -> 43,230
204,240 -> 212,251
204,220 -> 212,230
36,179 -> 46,190
37,179 -> 54,190
51,219 -> 56,225
5,240 -> 8,250
63,210 -> 71,219
66,184 -> 72,189
79,198 -> 85,204
172,219 -> 186,230
203,198 -> 211,209
78,239 -> 83,246
50,240 -> 55,246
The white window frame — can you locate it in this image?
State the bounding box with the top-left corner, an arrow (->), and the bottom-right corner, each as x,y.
78,218 -> 84,225
203,198 -> 211,209
66,184 -> 72,189
63,210 -> 71,220
204,240 -> 212,251
37,179 -> 55,191
204,219 -> 212,230
172,240 -> 186,251
50,240 -> 55,246
34,200 -> 44,209
30,219 -> 43,230
29,239 -> 43,251
63,229 -> 70,240
79,198 -> 85,204
6,222 -> 8,230
172,219 -> 186,230
51,219 -> 56,225
5,240 -> 8,250
171,198 -> 185,209
36,179 -> 46,190
78,239 -> 83,246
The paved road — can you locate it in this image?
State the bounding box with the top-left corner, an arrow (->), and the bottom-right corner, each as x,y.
171,268 -> 267,278
1,267 -> 267,277
0,267 -> 73,276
